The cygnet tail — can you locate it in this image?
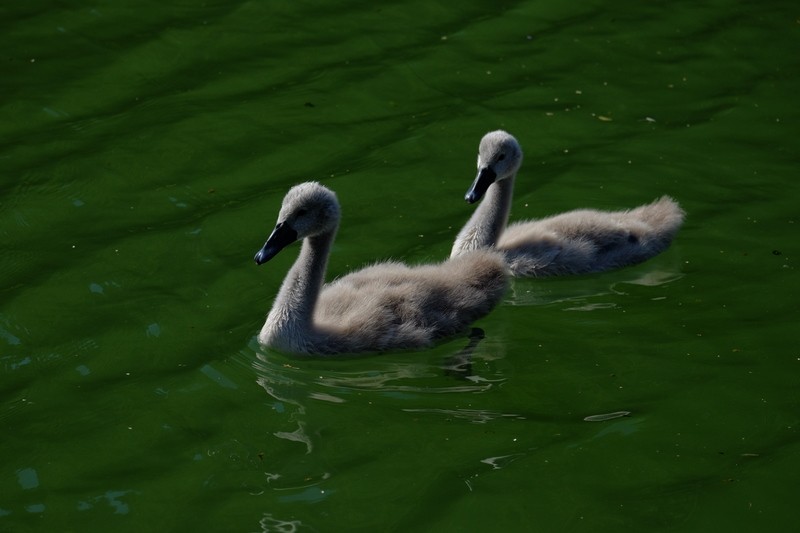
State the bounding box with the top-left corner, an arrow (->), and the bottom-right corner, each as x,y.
629,195 -> 686,246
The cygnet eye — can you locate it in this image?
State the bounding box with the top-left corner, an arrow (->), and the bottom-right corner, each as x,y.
296,208 -> 308,217
497,153 -> 506,161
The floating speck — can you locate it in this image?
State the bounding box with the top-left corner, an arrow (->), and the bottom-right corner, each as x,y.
146,323 -> 161,337
89,283 -> 104,294
169,197 -> 188,208
17,468 -> 39,490
104,491 -> 132,515
11,356 -> 31,369
1,327 -> 21,346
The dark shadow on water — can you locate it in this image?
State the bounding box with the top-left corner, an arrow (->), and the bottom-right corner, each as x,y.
442,327 -> 485,380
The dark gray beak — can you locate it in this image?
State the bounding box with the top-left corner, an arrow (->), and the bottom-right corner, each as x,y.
254,222 -> 298,265
464,167 -> 497,204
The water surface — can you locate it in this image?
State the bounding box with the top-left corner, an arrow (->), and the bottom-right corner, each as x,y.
2,0 -> 798,530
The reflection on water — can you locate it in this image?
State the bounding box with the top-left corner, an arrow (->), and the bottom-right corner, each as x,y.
583,410 -> 632,422
402,407 -> 524,424
479,453 -> 526,470
612,270 -> 684,288
257,513 -> 308,533
248,329 -> 507,452
272,422 -> 313,455
506,266 -> 684,308
251,352 -> 314,454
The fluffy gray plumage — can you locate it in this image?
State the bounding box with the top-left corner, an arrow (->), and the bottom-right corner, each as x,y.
451,130 -> 685,277
255,182 -> 508,356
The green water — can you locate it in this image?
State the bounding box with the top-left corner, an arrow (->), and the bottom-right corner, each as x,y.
2,0 -> 798,531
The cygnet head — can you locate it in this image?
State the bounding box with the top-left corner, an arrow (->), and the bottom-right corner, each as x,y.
254,182 -> 340,265
465,130 -> 523,204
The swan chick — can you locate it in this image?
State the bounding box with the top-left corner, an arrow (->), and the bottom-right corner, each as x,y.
451,130 -> 685,277
255,182 -> 508,356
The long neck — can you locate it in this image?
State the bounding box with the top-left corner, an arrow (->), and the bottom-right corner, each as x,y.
451,176 -> 515,257
262,230 -> 335,350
